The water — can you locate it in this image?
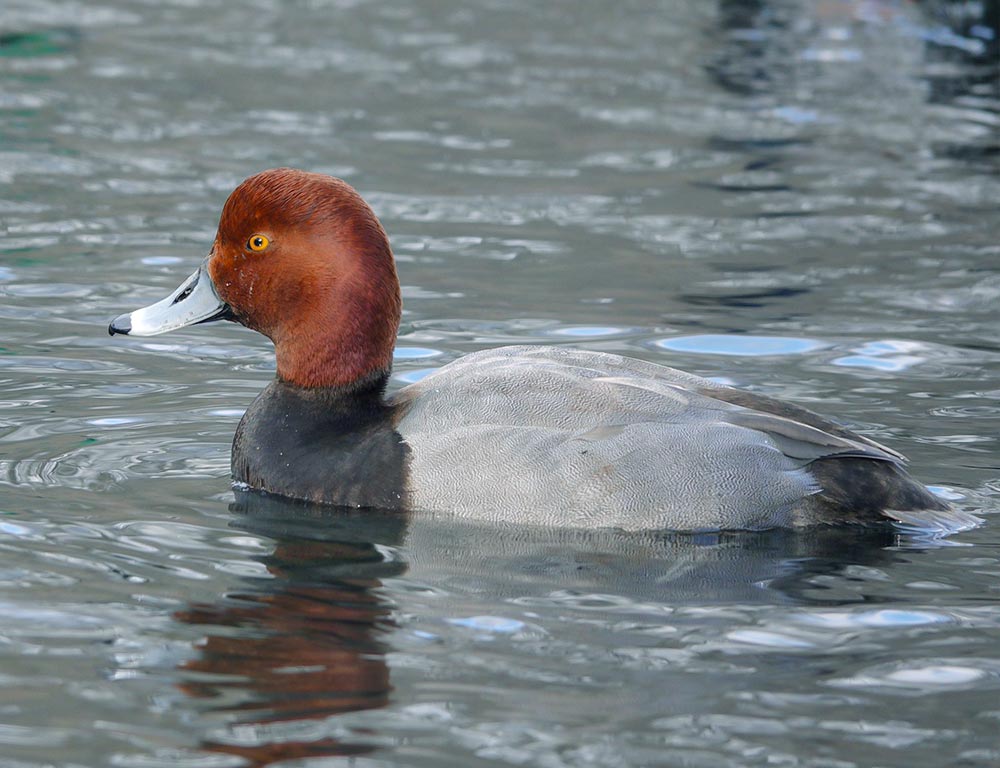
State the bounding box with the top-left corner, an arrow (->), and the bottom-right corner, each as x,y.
1,0 -> 999,765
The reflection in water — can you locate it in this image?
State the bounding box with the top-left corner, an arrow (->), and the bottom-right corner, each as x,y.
922,0 -> 1000,166
175,503 -> 407,765
708,0 -> 788,97
709,0 -> 999,165
173,492 -> 905,764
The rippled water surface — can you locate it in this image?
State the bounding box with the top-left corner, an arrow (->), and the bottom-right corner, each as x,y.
2,0 -> 1000,765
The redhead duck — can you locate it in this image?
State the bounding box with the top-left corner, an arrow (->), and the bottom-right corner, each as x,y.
109,168 -> 975,532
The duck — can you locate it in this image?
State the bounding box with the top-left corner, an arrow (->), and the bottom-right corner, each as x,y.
109,168 -> 976,532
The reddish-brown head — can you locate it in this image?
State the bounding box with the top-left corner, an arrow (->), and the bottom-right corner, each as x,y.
207,168 -> 401,389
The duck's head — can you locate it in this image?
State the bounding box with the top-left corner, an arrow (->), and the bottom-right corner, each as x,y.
109,168 -> 401,390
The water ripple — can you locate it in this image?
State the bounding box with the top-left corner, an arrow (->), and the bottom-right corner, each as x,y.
0,0 -> 997,765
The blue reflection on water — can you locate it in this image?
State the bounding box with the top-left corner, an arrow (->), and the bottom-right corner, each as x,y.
395,368 -> 437,383
927,485 -> 965,501
550,326 -> 627,337
773,106 -> 820,124
832,340 -> 926,371
796,609 -> 952,628
654,335 -> 825,357
394,347 -> 443,359
447,616 -> 525,634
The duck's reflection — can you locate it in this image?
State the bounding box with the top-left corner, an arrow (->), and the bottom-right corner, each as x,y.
175,499 -> 408,765
174,492 -> 902,765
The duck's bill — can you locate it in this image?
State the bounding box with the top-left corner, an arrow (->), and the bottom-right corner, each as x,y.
108,261 -> 231,336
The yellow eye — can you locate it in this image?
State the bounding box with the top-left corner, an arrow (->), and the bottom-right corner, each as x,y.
247,234 -> 269,252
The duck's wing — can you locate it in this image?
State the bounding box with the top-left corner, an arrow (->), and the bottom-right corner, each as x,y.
542,344 -> 905,460
393,344 -> 903,466
691,384 -> 906,463
722,409 -> 902,465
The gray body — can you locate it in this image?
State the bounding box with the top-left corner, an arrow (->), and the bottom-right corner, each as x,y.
389,346 -> 953,530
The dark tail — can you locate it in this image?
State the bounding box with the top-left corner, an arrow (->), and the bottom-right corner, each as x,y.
808,457 -> 980,533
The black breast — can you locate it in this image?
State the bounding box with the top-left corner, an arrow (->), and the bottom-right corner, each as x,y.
232,378 -> 410,508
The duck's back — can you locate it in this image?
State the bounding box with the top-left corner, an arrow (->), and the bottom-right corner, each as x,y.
390,345 -> 952,530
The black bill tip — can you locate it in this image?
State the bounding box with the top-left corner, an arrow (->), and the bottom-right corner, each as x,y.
108,314 -> 132,336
